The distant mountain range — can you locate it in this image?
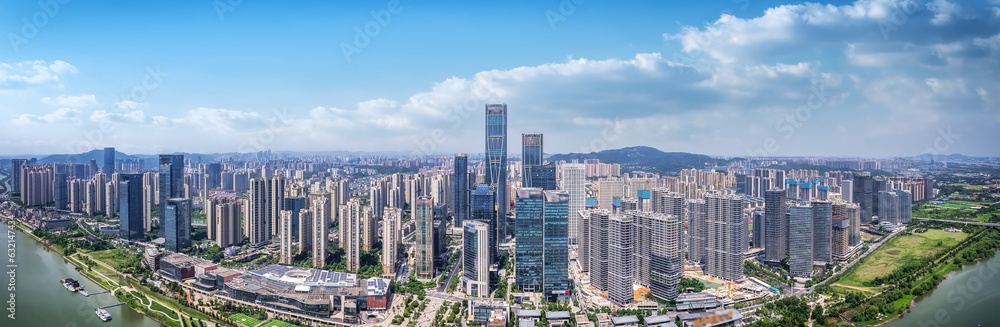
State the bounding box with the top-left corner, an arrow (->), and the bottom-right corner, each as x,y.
547,146 -> 736,174
38,150 -> 226,169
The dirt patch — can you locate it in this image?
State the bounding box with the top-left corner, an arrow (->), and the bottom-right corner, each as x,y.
885,250 -> 901,255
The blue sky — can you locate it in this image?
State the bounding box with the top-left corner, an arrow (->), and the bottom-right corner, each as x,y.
1,0 -> 998,157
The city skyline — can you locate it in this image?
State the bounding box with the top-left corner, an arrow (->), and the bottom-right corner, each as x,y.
2,1 -> 997,157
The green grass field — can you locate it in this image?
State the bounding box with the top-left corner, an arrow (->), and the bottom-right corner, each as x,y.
229,313 -> 261,327
835,229 -> 967,292
259,319 -> 302,327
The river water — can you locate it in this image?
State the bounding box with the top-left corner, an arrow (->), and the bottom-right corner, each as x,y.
1,222 -> 163,327
886,250 -> 1000,327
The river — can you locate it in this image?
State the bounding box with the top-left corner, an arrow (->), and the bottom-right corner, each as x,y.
886,250 -> 1000,327
1,222 -> 164,327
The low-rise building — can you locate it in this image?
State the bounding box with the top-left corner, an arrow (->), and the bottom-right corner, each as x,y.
142,247 -> 161,271
677,309 -> 743,327
611,315 -> 639,327
469,299 -> 509,324
676,291 -> 720,311
517,309 -> 542,323
546,311 -> 571,326
644,315 -> 677,327
159,253 -> 205,281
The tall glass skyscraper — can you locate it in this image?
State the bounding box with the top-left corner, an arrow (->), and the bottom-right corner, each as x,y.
789,204 -> 814,277
470,184 -> 497,265
522,133 -> 543,187
560,163 -> 585,245
119,173 -> 144,241
485,104 -> 507,240
514,188 -> 544,292
764,189 -> 787,262
103,147 -> 115,175
164,198 -> 191,252
542,190 -> 570,301
453,154 -> 469,226
159,154 -> 184,225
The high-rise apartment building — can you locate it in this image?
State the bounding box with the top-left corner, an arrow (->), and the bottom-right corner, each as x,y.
298,209 -> 313,254
383,207 -> 402,274
589,209 -> 611,291
688,199 -> 707,264
578,210 -> 590,272
608,213 -> 634,306
704,194 -> 745,281
341,197 -> 366,273
632,211 -> 682,301
213,199 -> 241,248
280,210 -> 294,265
598,178 -> 624,210
312,195 -> 330,269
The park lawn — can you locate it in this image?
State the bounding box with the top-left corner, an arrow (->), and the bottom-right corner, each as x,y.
229,313 -> 261,327
149,298 -> 181,320
830,284 -> 879,297
837,229 -> 966,289
130,279 -> 216,322
260,319 -> 302,327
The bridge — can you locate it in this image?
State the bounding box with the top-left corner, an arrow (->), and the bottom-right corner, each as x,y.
98,302 -> 126,309
915,217 -> 1000,227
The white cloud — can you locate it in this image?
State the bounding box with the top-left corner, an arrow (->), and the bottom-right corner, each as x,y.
0,60 -> 77,89
90,109 -> 147,124
115,100 -> 149,110
12,108 -> 81,125
977,87 -> 991,102
927,0 -> 959,25
41,94 -> 100,107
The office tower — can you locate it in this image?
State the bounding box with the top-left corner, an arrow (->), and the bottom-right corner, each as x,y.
454,154 -> 469,225
598,178 -> 624,210
312,195 -> 331,269
704,194 -> 745,281
608,213 -> 634,306
543,190 -> 570,301
103,147 -> 115,175
214,200 -> 241,248
688,199 -> 707,264
522,133 -> 543,181
142,172 -> 156,231
298,209 -> 313,254
632,211 -> 682,301
54,165 -> 67,210
788,204 -> 814,278
812,201 -> 832,264
383,207 -> 402,275
284,196 -> 307,241
485,104 -> 508,240
119,174 -> 144,240
280,210 -> 293,264
846,203 -> 861,246
561,163 -> 585,245
515,188 -> 545,291
206,163 -> 222,189
471,184 -> 497,264
578,210 -> 590,272
752,210 -> 765,249
10,159 -> 26,192
526,163 -> 557,191
852,173 -> 874,223
158,155 -> 184,225
589,209 -> 611,291
88,159 -> 98,178
463,220 -> 491,297
414,196 -> 435,279
832,217 -> 850,259
164,198 -> 191,252
764,189 -> 788,262
840,180 -> 853,202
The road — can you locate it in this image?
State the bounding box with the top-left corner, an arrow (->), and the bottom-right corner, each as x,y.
914,217 -> 1000,227
436,246 -> 461,293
